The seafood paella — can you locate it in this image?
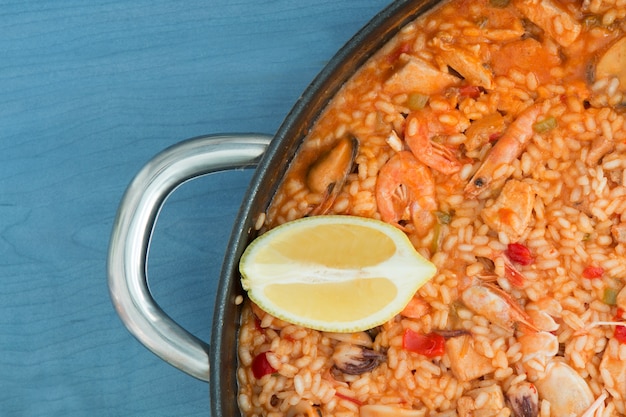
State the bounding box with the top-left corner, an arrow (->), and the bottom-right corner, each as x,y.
237,0 -> 626,416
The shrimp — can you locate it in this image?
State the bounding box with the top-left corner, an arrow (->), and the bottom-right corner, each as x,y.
375,151 -> 437,233
476,251 -> 527,288
461,283 -> 538,333
464,104 -> 543,199
404,108 -> 466,175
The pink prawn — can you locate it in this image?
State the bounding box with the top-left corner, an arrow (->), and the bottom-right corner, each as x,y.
375,151 -> 437,234
464,104 -> 543,198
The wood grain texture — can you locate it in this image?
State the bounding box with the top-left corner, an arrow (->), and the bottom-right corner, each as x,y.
0,0 -> 390,415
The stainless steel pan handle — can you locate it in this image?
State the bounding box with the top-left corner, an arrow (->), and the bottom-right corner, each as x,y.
107,133 -> 272,381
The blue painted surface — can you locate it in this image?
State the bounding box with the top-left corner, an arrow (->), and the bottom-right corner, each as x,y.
1,1 -> 391,415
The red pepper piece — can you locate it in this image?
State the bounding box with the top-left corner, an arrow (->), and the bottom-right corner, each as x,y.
614,325 -> 626,344
251,351 -> 276,379
506,243 -> 534,266
582,265 -> 604,279
459,85 -> 482,99
402,329 -> 445,357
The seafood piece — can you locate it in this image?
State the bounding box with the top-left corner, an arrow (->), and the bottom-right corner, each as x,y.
457,384 -> 505,417
476,251 -> 528,288
331,342 -> 386,375
599,340 -> 626,405
506,382 -> 539,417
360,404 -> 426,417
533,361 -> 594,417
461,284 -> 536,333
465,104 -> 543,199
383,55 -> 460,96
518,331 -> 559,381
595,36 -> 626,92
480,179 -> 536,242
306,135 -> 358,215
464,112 -> 506,152
404,107 -> 468,175
513,0 -> 581,47
525,299 -> 560,332
286,400 -> 321,417
375,151 -> 437,233
434,40 -> 494,89
445,334 -> 496,382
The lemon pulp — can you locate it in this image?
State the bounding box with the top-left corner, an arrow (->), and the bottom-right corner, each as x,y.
254,223 -> 395,268
264,278 -> 397,322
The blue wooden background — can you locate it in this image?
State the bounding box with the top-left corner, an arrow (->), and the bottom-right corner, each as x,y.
1,1 -> 391,416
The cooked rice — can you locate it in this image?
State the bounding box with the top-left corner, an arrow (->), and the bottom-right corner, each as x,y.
238,0 -> 626,415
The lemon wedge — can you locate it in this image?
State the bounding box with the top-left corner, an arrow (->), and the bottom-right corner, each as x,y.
239,215 -> 437,332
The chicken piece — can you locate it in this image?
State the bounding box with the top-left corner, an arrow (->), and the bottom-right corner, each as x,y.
478,6 -> 525,42
600,340 -> 626,406
464,113 -> 506,152
518,331 -> 560,381
490,38 -> 562,85
446,334 -> 496,382
457,384 -> 505,417
435,42 -> 494,89
513,0 -> 581,47
457,397 -> 475,417
383,55 -> 460,96
480,180 -> 536,241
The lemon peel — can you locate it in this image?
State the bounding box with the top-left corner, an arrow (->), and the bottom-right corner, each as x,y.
239,215 -> 436,332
